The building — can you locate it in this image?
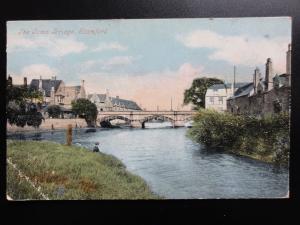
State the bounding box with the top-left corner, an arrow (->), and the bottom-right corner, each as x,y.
205,82 -> 248,112
227,44 -> 291,116
29,76 -> 86,109
88,89 -> 142,111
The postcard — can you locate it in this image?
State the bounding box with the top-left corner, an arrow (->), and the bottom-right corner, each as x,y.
6,18 -> 290,200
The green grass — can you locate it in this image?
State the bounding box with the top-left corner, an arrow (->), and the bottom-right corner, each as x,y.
7,140 -> 160,200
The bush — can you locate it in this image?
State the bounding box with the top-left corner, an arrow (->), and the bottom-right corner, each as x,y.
46,105 -> 62,118
188,109 -> 290,164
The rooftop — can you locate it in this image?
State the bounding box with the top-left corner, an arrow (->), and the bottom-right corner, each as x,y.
208,82 -> 250,90
88,94 -> 141,110
29,79 -> 62,97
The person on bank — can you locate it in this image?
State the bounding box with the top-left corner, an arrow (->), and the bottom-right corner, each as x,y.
93,142 -> 100,152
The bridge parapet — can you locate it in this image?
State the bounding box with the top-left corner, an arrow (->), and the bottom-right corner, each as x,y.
97,110 -> 197,127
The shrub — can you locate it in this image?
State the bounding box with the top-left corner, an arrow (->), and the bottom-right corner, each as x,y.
46,105 -> 62,118
188,109 -> 290,164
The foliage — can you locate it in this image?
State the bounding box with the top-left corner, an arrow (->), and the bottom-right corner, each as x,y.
46,105 -> 62,118
183,77 -> 224,109
188,109 -> 290,165
6,86 -> 43,106
6,86 -> 44,128
7,140 -> 159,200
71,98 -> 98,127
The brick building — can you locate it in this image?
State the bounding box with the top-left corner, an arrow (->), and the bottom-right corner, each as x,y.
227,44 -> 291,116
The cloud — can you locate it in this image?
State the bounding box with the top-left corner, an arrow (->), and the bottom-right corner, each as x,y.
81,63 -> 204,110
82,56 -> 135,71
7,34 -> 87,56
9,64 -> 59,84
178,30 -> 290,73
92,42 -> 128,52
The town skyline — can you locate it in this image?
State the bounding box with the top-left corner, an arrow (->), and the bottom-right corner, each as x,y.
7,18 -> 291,110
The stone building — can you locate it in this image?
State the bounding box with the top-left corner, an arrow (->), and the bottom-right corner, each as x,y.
29,76 -> 86,109
227,44 -> 291,116
88,89 -> 142,111
205,82 -> 248,112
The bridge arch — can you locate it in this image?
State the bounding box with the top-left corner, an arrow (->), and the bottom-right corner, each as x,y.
140,115 -> 174,128
98,115 -> 131,127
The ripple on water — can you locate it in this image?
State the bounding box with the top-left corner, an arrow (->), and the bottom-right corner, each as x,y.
7,128 -> 289,199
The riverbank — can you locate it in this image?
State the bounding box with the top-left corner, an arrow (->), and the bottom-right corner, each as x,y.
7,140 -> 159,200
188,109 -> 289,165
7,118 -> 88,133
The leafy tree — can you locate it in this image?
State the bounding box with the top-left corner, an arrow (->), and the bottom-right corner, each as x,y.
71,98 -> 98,127
46,105 -> 62,118
183,77 -> 224,109
6,85 -> 44,128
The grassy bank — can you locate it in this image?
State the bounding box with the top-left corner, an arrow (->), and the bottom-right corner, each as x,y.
7,140 -> 159,200
187,109 -> 289,165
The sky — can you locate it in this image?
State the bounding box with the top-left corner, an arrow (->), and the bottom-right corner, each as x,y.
7,18 -> 291,110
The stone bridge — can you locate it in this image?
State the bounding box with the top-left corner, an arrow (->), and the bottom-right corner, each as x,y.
97,110 -> 197,128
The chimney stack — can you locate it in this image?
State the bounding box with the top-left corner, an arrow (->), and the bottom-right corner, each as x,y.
286,44 -> 291,75
39,76 -> 43,91
253,67 -> 261,93
24,77 -> 27,87
265,58 -> 273,91
7,75 -> 12,87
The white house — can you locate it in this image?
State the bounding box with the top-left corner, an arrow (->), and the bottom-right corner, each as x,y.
205,83 -> 247,112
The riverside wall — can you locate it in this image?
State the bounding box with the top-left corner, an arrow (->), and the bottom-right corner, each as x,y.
7,118 -> 87,132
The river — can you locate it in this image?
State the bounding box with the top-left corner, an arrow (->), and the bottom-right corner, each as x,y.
7,126 -> 289,199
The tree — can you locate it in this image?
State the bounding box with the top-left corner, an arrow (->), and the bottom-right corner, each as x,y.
46,105 -> 62,118
6,85 -> 44,128
183,77 -> 224,109
71,98 -> 98,127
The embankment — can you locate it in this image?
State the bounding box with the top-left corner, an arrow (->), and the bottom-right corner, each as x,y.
7,140 -> 159,200
7,118 -> 87,133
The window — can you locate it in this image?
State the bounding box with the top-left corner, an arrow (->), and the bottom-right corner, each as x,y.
218,97 -> 223,104
210,97 -> 214,103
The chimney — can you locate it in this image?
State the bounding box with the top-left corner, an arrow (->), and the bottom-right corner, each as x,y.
231,66 -> 236,95
24,77 -> 27,87
39,76 -> 43,91
7,75 -> 12,87
265,58 -> 273,91
81,80 -> 85,87
51,86 -> 55,104
286,44 -> 291,75
253,67 -> 261,94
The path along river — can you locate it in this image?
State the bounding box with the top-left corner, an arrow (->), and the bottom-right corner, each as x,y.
7,125 -> 289,199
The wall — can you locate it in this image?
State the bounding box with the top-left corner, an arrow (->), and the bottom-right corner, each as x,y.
7,118 -> 87,132
63,86 -> 81,106
227,86 -> 290,116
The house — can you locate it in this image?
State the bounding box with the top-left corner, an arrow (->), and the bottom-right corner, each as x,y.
88,89 -> 142,111
29,76 -> 86,109
205,82 -> 248,112
227,44 -> 291,116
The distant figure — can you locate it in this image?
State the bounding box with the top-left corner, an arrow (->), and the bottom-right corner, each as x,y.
93,142 -> 100,152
